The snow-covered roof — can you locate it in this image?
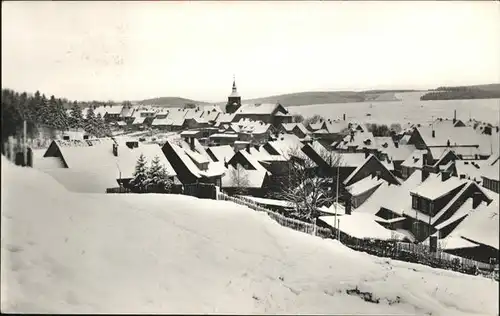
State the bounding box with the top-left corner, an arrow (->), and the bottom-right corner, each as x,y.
233,119 -> 272,135
441,196 -> 499,250
48,138 -> 176,180
185,148 -> 210,165
152,118 -> 173,126
401,149 -> 428,168
380,143 -> 416,162
183,108 -> 204,120
132,117 -> 146,125
180,130 -> 201,137
337,153 -> 368,168
410,173 -> 466,200
221,165 -> 267,188
318,202 -> 346,216
454,160 -> 485,182
416,125 -> 499,155
435,198 -> 473,231
325,121 -> 349,134
167,141 -> 203,179
267,134 -> 304,159
238,149 -> 268,172
234,103 -> 282,115
439,236 -> 480,250
346,175 -> 385,196
319,213 -> 406,241
343,154 -> 400,186
215,112 -> 236,123
207,145 -> 235,163
210,133 -> 238,139
282,123 -> 309,135
336,131 -> 376,150
480,163 -> 500,181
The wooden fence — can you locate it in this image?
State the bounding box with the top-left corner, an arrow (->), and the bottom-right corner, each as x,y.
106,187 -> 132,194
216,191 -> 494,276
217,192 -> 331,237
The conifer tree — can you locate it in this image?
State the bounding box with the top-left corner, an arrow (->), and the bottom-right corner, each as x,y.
54,99 -> 69,130
129,154 -> 149,193
69,101 -> 84,129
84,107 -> 97,135
147,156 -> 172,193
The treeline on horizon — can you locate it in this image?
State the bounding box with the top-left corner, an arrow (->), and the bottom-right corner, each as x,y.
1,88 -> 112,148
420,86 -> 500,101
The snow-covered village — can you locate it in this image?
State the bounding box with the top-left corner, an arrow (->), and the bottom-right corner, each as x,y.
1,1 -> 499,315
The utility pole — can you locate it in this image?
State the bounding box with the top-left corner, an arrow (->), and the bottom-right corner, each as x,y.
334,163 -> 340,239
23,120 -> 27,166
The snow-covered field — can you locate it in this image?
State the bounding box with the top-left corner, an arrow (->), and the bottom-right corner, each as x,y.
1,157 -> 498,315
289,98 -> 500,126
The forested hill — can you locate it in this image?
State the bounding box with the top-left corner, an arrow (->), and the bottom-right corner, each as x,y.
1,88 -> 111,148
420,84 -> 500,101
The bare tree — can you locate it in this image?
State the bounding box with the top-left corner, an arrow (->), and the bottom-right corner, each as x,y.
229,164 -> 251,195
275,144 -> 343,222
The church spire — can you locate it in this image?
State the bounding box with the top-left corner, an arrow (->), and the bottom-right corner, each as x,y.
232,74 -> 237,93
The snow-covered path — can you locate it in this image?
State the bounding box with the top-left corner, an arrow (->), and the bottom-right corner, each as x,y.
1,158 -> 498,315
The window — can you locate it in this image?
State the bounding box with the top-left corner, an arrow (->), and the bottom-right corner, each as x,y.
421,199 -> 428,213
412,196 -> 418,209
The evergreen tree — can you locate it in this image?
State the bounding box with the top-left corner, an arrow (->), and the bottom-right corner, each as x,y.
84,107 -> 97,135
148,156 -> 173,193
53,99 -> 69,130
39,94 -> 51,125
69,101 -> 84,129
129,154 -> 149,193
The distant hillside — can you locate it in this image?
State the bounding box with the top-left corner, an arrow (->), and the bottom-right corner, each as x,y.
421,84 -> 500,101
137,97 -> 211,107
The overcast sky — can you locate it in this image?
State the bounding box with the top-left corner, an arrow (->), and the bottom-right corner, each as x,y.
2,1 -> 499,102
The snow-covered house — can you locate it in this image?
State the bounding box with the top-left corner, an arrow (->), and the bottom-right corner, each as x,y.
206,145 -> 235,163
353,168 -> 494,245
222,148 -> 271,196
40,138 -> 177,192
161,140 -> 225,186
407,126 -> 497,159
231,103 -> 293,128
280,123 -> 310,139
434,194 -> 499,263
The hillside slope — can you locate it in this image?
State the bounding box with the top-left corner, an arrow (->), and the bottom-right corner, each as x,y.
137,97 -> 211,107
1,158 -> 498,314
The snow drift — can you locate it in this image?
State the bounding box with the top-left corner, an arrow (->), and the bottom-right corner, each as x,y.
1,156 -> 498,315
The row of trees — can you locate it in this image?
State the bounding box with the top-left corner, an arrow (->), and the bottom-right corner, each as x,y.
1,88 -> 112,147
366,123 -> 402,137
128,154 -> 173,193
421,87 -> 500,101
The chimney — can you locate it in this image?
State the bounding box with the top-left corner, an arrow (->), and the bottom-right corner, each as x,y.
446,139 -> 450,147
453,110 -> 456,124
343,113 -> 346,121
190,137 -> 195,151
432,130 -> 435,138
472,192 -> 483,209
113,143 -> 118,157
441,171 -> 451,182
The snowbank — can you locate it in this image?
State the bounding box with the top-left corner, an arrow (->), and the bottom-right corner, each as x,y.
1,157 -> 498,315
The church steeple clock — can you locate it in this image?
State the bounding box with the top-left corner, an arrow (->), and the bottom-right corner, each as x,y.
226,75 -> 242,114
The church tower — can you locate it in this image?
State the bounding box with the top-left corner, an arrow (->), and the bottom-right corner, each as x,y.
226,75 -> 242,114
